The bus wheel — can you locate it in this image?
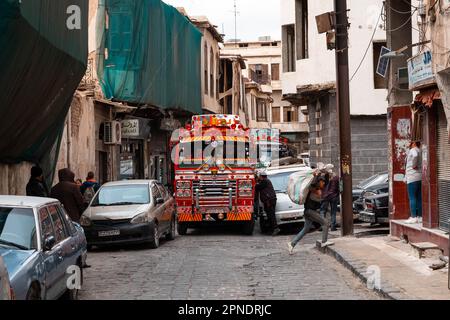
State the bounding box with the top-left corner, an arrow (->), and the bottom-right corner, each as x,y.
177,222 -> 188,235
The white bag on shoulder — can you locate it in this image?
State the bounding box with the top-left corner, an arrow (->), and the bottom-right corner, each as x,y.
287,168 -> 316,205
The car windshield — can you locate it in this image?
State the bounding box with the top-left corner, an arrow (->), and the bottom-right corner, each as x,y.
0,207 -> 37,250
365,173 -> 388,189
358,173 -> 387,189
268,172 -> 294,192
91,185 -> 150,207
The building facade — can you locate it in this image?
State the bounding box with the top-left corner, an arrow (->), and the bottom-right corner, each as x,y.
222,38 -> 309,154
281,0 -> 389,183
386,0 -> 450,253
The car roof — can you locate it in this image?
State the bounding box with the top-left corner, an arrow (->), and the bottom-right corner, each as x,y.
101,180 -> 157,187
0,196 -> 59,208
266,165 -> 310,175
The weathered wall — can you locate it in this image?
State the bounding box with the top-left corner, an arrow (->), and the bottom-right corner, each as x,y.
54,91 -> 96,186
0,162 -> 33,195
308,95 -> 388,184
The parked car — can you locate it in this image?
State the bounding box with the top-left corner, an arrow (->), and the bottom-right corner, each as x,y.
0,256 -> 12,300
0,196 -> 87,300
80,180 -> 176,249
352,172 -> 389,213
358,192 -> 389,225
258,165 -> 309,233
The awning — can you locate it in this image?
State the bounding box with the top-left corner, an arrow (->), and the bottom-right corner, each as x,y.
414,88 -> 441,108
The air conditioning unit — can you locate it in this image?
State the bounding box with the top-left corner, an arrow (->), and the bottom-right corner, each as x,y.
104,121 -> 122,145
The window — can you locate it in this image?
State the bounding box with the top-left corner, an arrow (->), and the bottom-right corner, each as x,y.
250,64 -> 270,84
39,207 -> 55,244
257,99 -> 268,122
151,185 -> 162,202
58,206 -> 77,236
48,205 -> 67,244
0,207 -> 37,250
271,64 -> 280,81
295,0 -> 308,60
284,106 -> 299,123
157,184 -> 168,200
251,97 -> 256,121
210,48 -> 214,97
272,107 -> 281,122
239,43 -> 249,48
282,24 -> 296,72
373,41 -> 388,89
204,43 -> 208,94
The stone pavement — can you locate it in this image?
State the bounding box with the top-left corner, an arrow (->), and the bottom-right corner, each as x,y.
320,235 -> 450,300
79,226 -> 381,300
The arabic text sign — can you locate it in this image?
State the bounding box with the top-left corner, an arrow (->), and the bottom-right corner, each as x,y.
408,51 -> 434,90
121,119 -> 139,137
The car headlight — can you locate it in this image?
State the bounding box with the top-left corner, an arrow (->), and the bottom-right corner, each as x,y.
239,180 -> 253,190
80,215 -> 91,227
177,189 -> 192,198
131,212 -> 149,224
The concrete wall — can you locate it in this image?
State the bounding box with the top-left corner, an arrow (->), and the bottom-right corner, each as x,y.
308,95 -> 388,184
281,0 -> 389,116
0,163 -> 34,196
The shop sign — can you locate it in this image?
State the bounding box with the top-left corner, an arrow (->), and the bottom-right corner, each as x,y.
121,119 -> 139,137
408,51 -> 435,90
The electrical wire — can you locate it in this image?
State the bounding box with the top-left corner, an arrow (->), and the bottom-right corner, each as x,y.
384,8 -> 418,32
349,4 -> 384,82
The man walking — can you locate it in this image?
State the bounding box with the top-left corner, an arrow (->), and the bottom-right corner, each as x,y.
26,166 -> 49,197
80,171 -> 101,204
288,177 -> 333,255
320,169 -> 340,231
255,171 -> 280,236
405,140 -> 422,224
51,168 -> 86,222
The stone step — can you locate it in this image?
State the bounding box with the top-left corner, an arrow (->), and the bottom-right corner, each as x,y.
410,242 -> 444,259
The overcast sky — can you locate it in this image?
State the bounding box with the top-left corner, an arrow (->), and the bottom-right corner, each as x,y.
164,0 -> 281,41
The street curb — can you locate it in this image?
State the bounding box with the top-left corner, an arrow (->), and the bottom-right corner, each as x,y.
316,240 -> 411,300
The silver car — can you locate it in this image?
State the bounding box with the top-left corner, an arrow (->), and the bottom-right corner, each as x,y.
81,180 -> 176,249
259,165 -> 309,232
0,196 -> 88,300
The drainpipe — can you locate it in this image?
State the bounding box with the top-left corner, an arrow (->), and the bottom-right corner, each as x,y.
66,112 -> 72,170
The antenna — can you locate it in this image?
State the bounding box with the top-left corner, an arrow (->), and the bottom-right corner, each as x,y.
234,0 -> 238,47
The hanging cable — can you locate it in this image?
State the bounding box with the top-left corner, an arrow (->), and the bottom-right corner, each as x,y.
349,4 -> 384,82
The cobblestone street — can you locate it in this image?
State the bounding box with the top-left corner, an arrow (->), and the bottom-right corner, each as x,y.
79,226 -> 382,300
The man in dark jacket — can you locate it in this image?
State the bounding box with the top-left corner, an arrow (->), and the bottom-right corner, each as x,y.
26,166 -> 49,197
255,171 -> 279,235
320,171 -> 340,231
51,168 -> 86,222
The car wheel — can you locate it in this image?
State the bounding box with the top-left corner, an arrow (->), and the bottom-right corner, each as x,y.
26,283 -> 41,300
177,222 -> 188,235
243,219 -> 255,235
166,216 -> 176,241
148,223 -> 160,249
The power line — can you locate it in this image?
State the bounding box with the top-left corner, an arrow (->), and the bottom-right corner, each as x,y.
349,4 -> 384,82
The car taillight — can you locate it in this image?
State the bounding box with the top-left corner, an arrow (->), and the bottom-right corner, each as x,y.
176,189 -> 192,198
176,180 -> 191,189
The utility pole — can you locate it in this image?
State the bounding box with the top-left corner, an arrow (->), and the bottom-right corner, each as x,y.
334,0 -> 353,236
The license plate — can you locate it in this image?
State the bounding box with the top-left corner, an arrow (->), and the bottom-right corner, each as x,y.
98,230 -> 120,237
203,208 -> 228,214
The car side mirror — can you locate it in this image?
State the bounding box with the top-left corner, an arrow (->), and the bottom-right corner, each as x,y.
156,198 -> 164,205
44,236 -> 56,251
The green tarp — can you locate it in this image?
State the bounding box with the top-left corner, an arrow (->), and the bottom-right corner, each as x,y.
0,0 -> 88,183
97,0 -> 202,114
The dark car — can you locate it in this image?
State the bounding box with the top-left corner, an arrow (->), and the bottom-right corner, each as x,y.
352,172 -> 389,213
358,192 -> 389,225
